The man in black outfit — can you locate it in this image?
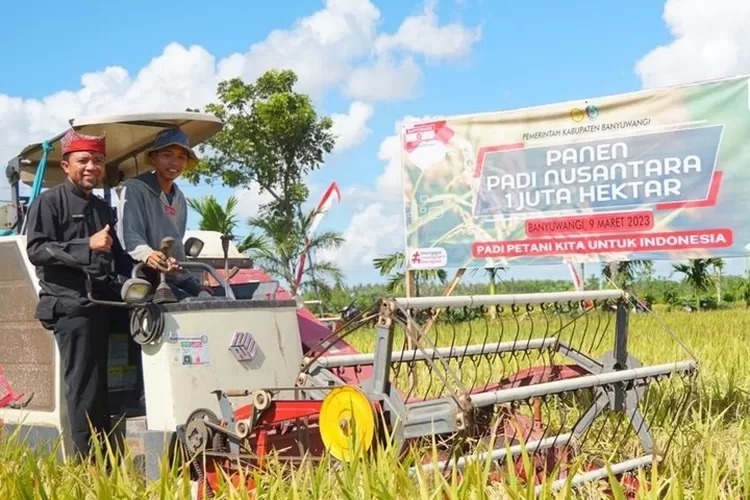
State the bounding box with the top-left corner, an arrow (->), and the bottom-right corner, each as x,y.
25,129 -> 133,460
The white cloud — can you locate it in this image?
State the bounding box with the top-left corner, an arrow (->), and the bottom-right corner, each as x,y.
344,0 -> 484,102
323,114 -> 438,273
374,0 -> 482,62
232,183 -> 277,222
0,0 -> 481,208
373,134 -> 402,200
635,0 -> 750,88
236,0 -> 382,99
318,202 -> 403,272
345,55 -> 423,102
330,101 -> 374,150
0,0 -> 483,282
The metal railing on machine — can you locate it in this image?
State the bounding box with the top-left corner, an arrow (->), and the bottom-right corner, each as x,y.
300,288 -> 698,494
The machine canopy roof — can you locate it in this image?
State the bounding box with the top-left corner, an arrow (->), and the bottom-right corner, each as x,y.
12,112 -> 223,189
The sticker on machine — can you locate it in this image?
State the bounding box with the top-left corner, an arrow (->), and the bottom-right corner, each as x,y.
171,335 -> 211,367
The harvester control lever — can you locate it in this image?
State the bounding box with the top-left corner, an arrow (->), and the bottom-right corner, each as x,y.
153,237 -> 177,304
160,236 -> 174,259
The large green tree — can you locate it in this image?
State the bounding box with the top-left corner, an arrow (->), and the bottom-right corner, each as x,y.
184,69 -> 339,296
185,69 -> 336,227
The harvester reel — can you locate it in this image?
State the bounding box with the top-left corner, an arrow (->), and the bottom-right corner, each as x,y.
319,385 -> 377,462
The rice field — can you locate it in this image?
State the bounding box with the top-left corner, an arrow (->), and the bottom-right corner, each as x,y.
1,306 -> 749,499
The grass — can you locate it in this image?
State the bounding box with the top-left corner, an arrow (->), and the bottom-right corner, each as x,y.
2,306 -> 750,499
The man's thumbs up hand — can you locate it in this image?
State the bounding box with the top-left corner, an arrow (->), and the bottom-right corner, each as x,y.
89,224 -> 113,252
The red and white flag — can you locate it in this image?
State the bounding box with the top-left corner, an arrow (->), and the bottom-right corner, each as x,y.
295,182 -> 342,289
568,262 -> 584,291
569,262 -> 596,310
307,182 -> 342,235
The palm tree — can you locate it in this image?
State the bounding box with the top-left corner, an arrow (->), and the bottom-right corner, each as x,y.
187,195 -> 239,234
713,258 -> 725,303
372,252 -> 407,294
671,258 -> 723,310
236,233 -> 269,254
187,194 -> 341,298
372,251 -> 447,296
187,194 -> 266,253
601,260 -> 653,290
469,266 -> 505,295
246,208 -> 345,297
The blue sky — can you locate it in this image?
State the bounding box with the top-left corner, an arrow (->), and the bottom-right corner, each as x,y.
1,0 -> 748,286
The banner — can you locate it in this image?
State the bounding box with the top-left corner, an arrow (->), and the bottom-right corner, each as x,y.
402,74 -> 750,270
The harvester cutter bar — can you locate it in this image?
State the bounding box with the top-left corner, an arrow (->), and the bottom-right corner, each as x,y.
536,454 -> 653,495
412,431 -> 576,474
201,450 -> 327,463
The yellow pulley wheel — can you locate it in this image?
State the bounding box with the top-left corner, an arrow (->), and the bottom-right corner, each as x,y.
319,385 -> 376,462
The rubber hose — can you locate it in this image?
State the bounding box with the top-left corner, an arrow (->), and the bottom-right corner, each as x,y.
130,304 -> 165,345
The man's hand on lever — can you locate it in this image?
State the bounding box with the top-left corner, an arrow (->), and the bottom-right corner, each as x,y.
166,256 -> 182,272
146,243 -> 181,272
146,250 -> 170,272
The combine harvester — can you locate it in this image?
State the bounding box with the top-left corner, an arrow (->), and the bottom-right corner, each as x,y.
0,105 -> 704,498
